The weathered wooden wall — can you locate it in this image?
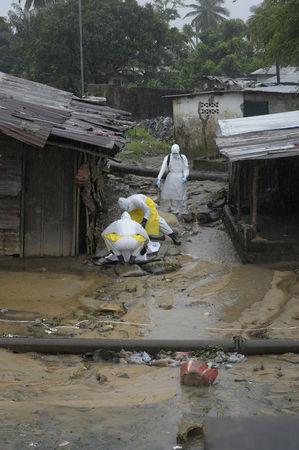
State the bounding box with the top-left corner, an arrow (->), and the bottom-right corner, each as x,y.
23,146 -> 76,257
0,137 -> 23,256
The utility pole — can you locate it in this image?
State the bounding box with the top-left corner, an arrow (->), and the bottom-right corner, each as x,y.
78,0 -> 84,97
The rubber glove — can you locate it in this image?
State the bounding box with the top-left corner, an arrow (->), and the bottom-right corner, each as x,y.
156,179 -> 161,188
182,176 -> 187,184
141,218 -> 148,228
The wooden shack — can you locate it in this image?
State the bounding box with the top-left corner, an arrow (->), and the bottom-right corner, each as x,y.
0,73 -> 134,257
216,110 -> 299,263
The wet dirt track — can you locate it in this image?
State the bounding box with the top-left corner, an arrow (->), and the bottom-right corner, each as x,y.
0,155 -> 299,449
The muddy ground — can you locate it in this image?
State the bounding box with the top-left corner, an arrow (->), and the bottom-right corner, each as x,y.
0,154 -> 298,449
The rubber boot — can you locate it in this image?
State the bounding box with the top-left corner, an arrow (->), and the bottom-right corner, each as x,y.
118,255 -> 125,264
168,232 -> 181,246
129,255 -> 136,265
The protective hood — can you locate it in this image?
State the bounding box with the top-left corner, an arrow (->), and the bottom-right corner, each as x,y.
171,144 -> 180,154
121,211 -> 131,220
118,197 -> 130,212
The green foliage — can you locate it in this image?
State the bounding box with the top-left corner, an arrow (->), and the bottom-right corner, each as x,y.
191,345 -> 224,358
179,19 -> 257,88
6,0 -> 187,92
18,0 -> 58,9
248,0 -> 299,66
152,0 -> 186,22
0,18 -> 15,72
184,0 -> 230,33
120,126 -> 169,160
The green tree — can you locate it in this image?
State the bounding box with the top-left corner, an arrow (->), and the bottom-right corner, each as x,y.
12,0 -> 186,91
0,17 -> 15,72
248,0 -> 299,66
184,0 -> 229,33
179,19 -> 257,88
18,0 -> 58,10
152,0 -> 186,22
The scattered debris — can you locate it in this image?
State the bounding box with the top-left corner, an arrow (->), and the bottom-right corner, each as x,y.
180,361 -> 218,386
95,303 -> 126,316
158,303 -> 173,310
139,116 -> 174,142
96,373 -> 108,383
177,420 -> 203,446
58,441 -> 70,448
114,264 -> 146,277
143,257 -> 181,275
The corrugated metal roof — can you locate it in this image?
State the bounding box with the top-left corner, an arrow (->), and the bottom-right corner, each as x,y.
264,74 -> 299,84
163,90 -> 243,99
216,110 -> 299,162
0,72 -> 134,155
250,66 -> 298,76
0,97 -> 70,148
0,72 -> 73,110
245,85 -> 299,94
218,110 -> 299,137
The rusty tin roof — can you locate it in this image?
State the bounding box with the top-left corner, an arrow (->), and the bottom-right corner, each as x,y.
0,72 -> 134,155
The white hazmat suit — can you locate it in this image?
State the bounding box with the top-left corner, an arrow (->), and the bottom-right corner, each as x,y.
118,194 -> 181,245
157,144 -> 189,215
102,211 -> 149,264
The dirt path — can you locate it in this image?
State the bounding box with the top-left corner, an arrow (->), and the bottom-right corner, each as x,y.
0,154 -> 298,449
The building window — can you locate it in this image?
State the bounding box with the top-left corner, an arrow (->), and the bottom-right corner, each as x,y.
200,101 -> 219,115
244,100 -> 269,117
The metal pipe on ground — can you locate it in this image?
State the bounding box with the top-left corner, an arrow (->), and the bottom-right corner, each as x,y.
108,162 -> 228,182
0,337 -> 298,355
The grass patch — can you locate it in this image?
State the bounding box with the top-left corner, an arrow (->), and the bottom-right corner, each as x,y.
119,126 -> 169,160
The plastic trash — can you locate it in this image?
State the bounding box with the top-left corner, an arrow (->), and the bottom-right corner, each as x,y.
180,361 -> 218,386
227,353 -> 246,363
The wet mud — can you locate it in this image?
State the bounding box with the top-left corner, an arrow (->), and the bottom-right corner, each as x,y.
0,154 -> 298,448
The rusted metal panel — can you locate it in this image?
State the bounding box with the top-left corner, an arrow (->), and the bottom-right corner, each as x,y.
0,72 -> 73,110
51,126 -> 119,151
24,147 -> 76,256
0,98 -> 70,148
0,73 -> 134,156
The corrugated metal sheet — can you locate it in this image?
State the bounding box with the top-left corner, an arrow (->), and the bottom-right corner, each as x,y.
245,85 -> 299,94
0,72 -> 134,154
216,110 -> 299,162
218,110 -> 299,137
251,65 -> 298,77
220,140 -> 299,162
0,98 -> 70,148
0,72 -> 73,110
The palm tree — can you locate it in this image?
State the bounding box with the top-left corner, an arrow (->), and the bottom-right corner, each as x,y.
18,0 -> 58,10
184,0 -> 230,34
9,3 -> 32,39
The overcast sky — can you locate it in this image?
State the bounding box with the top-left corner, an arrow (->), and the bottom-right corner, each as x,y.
0,0 -> 262,24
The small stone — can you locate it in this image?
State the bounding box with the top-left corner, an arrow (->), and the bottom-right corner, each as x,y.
152,359 -> 169,367
159,303 -> 173,310
96,373 -> 107,383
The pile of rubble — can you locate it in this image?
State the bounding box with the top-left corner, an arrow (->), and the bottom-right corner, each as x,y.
83,348 -> 246,368
139,116 -> 174,142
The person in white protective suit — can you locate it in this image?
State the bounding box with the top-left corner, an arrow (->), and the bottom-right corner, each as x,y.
156,143 -> 189,215
102,212 -> 149,264
118,194 -> 181,245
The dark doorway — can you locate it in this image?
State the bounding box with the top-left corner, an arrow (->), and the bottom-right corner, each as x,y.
244,100 -> 269,117
24,147 -> 76,256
